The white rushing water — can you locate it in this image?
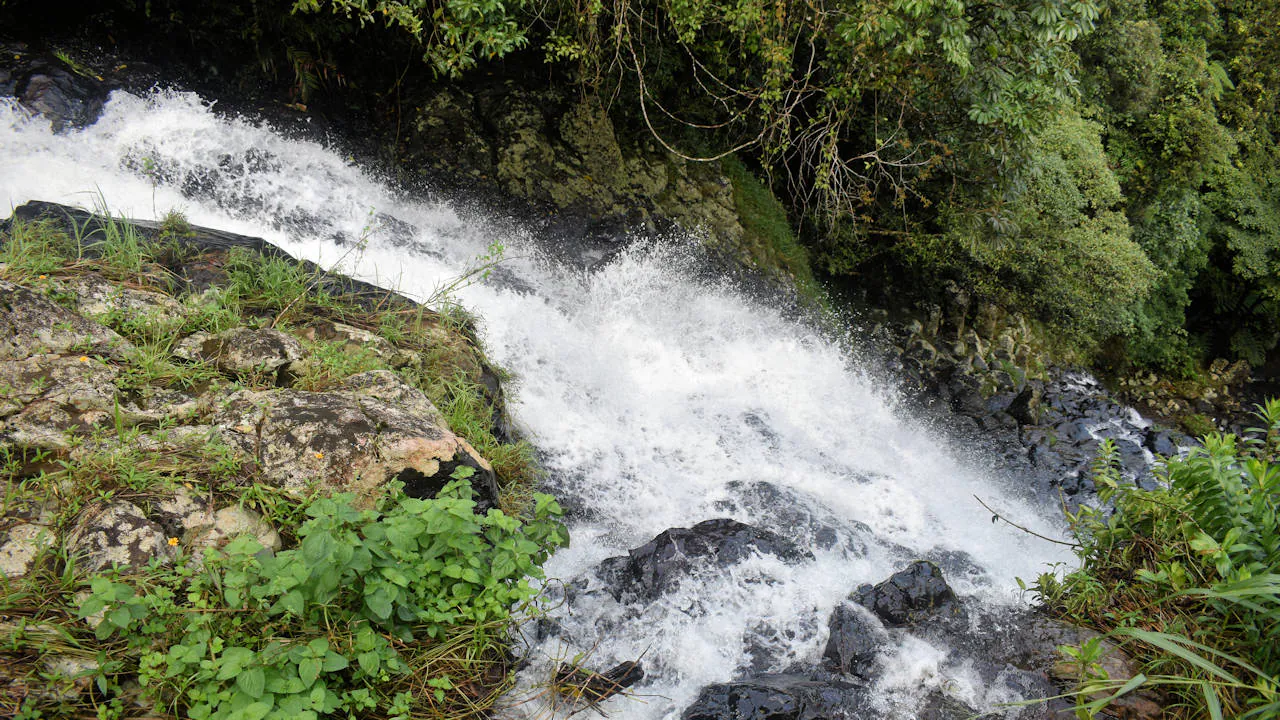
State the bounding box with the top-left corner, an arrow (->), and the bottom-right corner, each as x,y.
1,90 -> 1075,718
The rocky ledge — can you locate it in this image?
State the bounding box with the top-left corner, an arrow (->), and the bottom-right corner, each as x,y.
0,201 -> 517,584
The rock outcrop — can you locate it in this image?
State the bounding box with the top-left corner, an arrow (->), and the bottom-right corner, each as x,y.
0,201 -> 518,584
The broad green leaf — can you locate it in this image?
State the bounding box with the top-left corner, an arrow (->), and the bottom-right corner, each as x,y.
237,667 -> 266,699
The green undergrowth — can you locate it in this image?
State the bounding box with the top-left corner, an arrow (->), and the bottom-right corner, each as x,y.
722,156 -> 823,303
1035,399 -> 1280,719
0,207 -> 561,719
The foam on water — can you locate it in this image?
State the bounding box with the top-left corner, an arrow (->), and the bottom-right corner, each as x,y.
2,89 -> 1075,719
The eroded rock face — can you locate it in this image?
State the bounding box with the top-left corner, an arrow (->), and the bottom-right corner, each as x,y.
406,86 -> 746,263
10,56 -> 107,131
65,501 -> 175,574
853,560 -> 962,627
0,353 -> 122,449
595,519 -> 813,601
56,273 -> 187,324
0,523 -> 56,578
211,384 -> 499,509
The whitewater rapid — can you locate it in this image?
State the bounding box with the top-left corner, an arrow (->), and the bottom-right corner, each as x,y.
1,89 -> 1074,718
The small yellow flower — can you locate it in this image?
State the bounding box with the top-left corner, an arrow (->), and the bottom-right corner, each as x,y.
78,356 -> 90,363
167,537 -> 180,547
38,274 -> 47,280
314,451 -> 325,460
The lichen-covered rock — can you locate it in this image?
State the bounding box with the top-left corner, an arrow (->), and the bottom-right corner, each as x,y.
0,523 -> 56,577
186,506 -> 281,554
174,326 -> 303,380
211,387 -> 499,508
297,319 -> 402,363
56,273 -> 188,328
0,278 -> 133,360
66,501 -> 175,573
338,370 -> 447,426
0,353 -> 122,449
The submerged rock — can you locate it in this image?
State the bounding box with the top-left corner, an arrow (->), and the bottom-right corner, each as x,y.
595,518 -> 813,601
821,603 -> 887,677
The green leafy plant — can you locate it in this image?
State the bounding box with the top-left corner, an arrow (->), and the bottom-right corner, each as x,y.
79,476 -> 567,719
1038,399 -> 1280,718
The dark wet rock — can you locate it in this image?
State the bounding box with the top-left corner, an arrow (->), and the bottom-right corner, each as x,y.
853,561 -> 962,627
682,671 -> 867,720
1144,427 -> 1187,457
7,55 -> 108,131
947,608 -> 1162,720
595,519 -> 813,601
916,691 -> 981,720
822,603 -> 887,677
554,660 -> 645,707
1054,420 -> 1094,445
1006,384 -> 1042,425
65,501 -> 176,573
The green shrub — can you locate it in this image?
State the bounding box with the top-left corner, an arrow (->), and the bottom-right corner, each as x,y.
1037,399 -> 1280,718
81,476 -> 567,720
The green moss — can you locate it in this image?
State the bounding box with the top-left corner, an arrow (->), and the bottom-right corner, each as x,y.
722,155 -> 821,299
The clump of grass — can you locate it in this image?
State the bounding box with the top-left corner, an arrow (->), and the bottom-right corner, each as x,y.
0,218 -> 80,281
1035,399 -> 1280,719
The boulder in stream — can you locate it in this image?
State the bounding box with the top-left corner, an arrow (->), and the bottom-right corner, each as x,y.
853,560 -> 963,627
595,518 -> 814,601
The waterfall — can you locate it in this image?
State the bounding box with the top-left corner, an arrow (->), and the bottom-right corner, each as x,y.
1,89 -> 1075,718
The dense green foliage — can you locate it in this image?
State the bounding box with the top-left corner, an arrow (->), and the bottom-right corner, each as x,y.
237,0 -> 1278,374
1037,400 -> 1280,718
3,0 -> 1275,373
81,480 -> 566,720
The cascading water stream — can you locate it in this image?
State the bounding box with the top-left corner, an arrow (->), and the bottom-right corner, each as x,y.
1,89 -> 1077,718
